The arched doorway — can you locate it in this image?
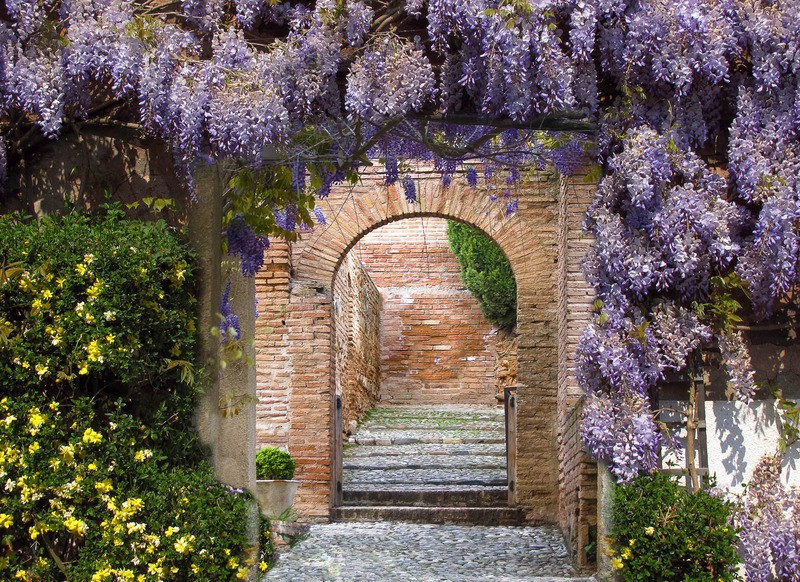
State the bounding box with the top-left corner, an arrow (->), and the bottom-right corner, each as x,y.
254,167 -> 562,524
331,216 -> 518,520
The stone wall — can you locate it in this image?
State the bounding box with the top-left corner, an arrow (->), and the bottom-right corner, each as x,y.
353,218 -> 500,406
333,253 -> 382,433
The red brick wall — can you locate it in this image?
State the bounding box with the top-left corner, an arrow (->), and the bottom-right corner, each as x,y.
255,242 -> 293,449
333,253 -> 382,431
353,218 -> 500,406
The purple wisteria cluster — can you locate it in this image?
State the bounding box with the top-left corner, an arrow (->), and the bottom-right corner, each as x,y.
219,281 -> 241,345
578,126 -> 763,481
737,455 -> 800,581
225,213 -> 270,277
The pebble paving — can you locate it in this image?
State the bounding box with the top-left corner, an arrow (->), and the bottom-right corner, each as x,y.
263,522 -> 595,581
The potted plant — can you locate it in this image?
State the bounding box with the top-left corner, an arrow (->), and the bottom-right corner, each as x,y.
254,447 -> 300,518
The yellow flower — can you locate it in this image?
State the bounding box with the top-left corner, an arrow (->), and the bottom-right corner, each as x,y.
174,534 -> 195,555
2,414 -> 16,427
134,449 -> 153,462
106,334 -> 115,344
82,428 -> 103,444
259,561 -> 269,572
75,263 -> 88,276
56,277 -> 66,288
95,480 -> 113,494
29,522 -> 49,540
28,442 -> 40,454
644,526 -> 655,536
35,362 -> 49,377
236,567 -> 250,580
227,557 -> 239,569
628,538 -> 636,547
86,340 -> 102,362
87,462 -> 98,471
78,362 -> 90,375
48,401 -> 59,411
84,253 -> 95,264
91,565 -> 112,582
15,571 -> 27,579
621,547 -> 632,560
42,289 -> 53,300
64,516 -> 88,537
611,557 -> 624,570
164,525 -> 179,538
60,444 -> 75,464
86,279 -> 105,299
21,361 -> 30,369
0,513 -> 13,528
28,409 -> 45,429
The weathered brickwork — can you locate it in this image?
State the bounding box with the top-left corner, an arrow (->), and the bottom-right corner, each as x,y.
353,218 -> 499,406
254,168 -> 562,522
255,242 -> 293,449
557,173 -> 599,568
333,253 -> 382,432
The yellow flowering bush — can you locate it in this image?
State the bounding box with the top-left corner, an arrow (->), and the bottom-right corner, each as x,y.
609,472 -> 740,581
0,210 -> 273,579
0,394 -> 270,580
0,209 -> 196,401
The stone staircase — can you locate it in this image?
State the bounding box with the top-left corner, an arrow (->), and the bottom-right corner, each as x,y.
335,405 -> 524,526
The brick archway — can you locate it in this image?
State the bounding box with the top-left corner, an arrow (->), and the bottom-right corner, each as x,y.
256,167 -> 566,524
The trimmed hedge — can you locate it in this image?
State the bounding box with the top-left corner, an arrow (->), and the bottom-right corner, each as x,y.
446,220 -> 516,330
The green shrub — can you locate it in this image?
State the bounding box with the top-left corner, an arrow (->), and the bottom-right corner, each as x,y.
0,208 -> 196,404
446,220 -> 516,330
256,447 -> 296,480
610,472 -> 741,581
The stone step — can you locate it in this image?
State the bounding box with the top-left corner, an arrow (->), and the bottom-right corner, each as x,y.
348,432 -> 505,445
343,442 -> 507,457
356,423 -> 503,433
343,454 -> 506,470
343,467 -> 507,486
343,487 -> 509,507
340,482 -> 509,492
334,505 -> 526,526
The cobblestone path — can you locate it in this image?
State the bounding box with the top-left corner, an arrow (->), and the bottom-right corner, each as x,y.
263,522 -> 595,581
264,406 -> 595,581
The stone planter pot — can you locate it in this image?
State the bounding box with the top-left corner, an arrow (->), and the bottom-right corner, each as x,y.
254,480 -> 300,518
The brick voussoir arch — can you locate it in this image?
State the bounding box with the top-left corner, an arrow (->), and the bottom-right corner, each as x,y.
279,168 -> 561,523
